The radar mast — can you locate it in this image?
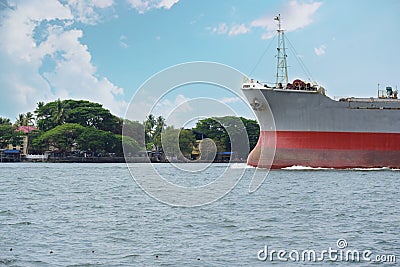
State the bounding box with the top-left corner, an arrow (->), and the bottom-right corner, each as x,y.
275,14 -> 288,88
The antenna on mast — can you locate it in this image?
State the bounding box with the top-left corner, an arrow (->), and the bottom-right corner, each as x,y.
274,14 -> 288,88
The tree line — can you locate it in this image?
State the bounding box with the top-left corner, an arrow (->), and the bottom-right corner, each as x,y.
0,99 -> 260,159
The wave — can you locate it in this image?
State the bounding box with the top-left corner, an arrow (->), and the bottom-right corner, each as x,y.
228,163 -> 400,171
229,163 -> 254,169
282,165 -> 333,171
350,167 -> 398,171
282,165 -> 400,171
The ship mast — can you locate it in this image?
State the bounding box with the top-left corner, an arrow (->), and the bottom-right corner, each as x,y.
275,14 -> 288,88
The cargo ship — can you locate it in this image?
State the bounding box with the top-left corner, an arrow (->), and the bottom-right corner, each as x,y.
241,15 -> 400,169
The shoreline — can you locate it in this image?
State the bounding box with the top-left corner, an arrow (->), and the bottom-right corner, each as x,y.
1,156 -> 247,163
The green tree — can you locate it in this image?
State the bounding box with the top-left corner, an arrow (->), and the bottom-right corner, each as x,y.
0,125 -> 23,148
53,99 -> 66,126
193,117 -> 230,151
15,112 -> 35,127
35,99 -> 122,133
25,112 -> 35,126
161,126 -> 195,160
36,101 -> 45,110
77,127 -> 126,155
153,116 -> 165,149
36,123 -> 85,153
193,116 -> 259,159
66,105 -> 122,133
35,99 -> 64,131
77,127 -> 109,154
144,114 -> 166,151
15,113 -> 27,126
144,114 -> 156,145
28,129 -> 45,154
0,117 -> 11,125
123,119 -> 145,145
178,129 -> 195,158
154,116 -> 165,137
121,135 -> 141,157
161,126 -> 179,158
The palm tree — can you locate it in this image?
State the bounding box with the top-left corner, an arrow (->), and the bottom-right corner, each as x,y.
0,117 -> 11,125
34,101 -> 44,119
154,116 -> 165,137
144,114 -> 156,144
34,101 -> 48,131
53,99 -> 66,125
25,112 -> 34,126
153,116 -> 166,151
15,113 -> 27,126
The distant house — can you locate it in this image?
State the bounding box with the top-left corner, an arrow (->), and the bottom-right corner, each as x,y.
17,126 -> 37,156
2,126 -> 37,156
190,139 -> 233,162
1,125 -> 48,162
191,140 -> 201,160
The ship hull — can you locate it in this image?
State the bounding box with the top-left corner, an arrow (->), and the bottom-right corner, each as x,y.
242,86 -> 400,169
247,131 -> 400,168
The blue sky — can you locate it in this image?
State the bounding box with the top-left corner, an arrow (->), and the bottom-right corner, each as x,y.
0,0 -> 399,124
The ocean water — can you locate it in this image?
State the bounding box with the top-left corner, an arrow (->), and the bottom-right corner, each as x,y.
0,163 -> 399,266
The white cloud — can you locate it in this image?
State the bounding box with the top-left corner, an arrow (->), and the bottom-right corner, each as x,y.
127,0 -> 149,13
190,13 -> 204,25
210,0 -> 322,39
211,23 -> 249,36
66,0 -> 114,24
211,22 -> 250,36
220,97 -> 240,104
0,0 -> 126,119
0,0 -> 72,58
212,22 -> 228,35
127,0 -> 179,14
119,35 -> 129,48
91,0 -> 114,8
228,24 -> 250,36
260,32 -> 275,40
151,94 -> 195,127
314,44 -> 326,56
41,27 -> 126,113
154,94 -> 193,116
157,0 -> 179,9
251,0 -> 322,39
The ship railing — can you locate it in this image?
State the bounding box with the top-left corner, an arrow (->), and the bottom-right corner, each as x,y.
334,96 -> 352,101
378,89 -> 398,99
289,86 -> 319,92
242,81 -> 271,89
242,81 -> 325,95
337,96 -> 400,103
278,85 -> 321,93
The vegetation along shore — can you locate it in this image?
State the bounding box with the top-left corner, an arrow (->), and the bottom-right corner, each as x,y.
0,99 -> 260,162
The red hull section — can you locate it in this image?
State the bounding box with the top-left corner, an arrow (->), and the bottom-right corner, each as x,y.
248,131 -> 400,169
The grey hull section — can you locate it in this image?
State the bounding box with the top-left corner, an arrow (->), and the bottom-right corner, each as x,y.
242,88 -> 400,133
